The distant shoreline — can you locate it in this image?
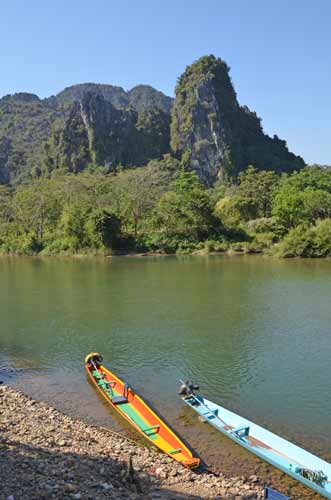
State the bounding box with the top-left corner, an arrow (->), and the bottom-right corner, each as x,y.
0,249 -> 330,260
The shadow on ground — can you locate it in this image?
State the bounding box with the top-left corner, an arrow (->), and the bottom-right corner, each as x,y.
0,436 -> 212,500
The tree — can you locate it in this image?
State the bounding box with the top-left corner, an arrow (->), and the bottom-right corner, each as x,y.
59,204 -> 88,248
237,166 -> 279,217
85,209 -> 121,249
111,165 -> 170,235
215,195 -> 258,226
153,171 -> 215,240
272,167 -> 331,227
11,179 -> 61,242
277,219 -> 331,258
0,185 -> 12,223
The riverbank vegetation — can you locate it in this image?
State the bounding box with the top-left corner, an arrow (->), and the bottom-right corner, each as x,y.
0,162 -> 330,258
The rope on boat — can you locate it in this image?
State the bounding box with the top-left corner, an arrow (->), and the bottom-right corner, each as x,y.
299,468 -> 328,487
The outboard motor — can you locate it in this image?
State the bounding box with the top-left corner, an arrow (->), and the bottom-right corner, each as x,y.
178,380 -> 200,396
85,352 -> 103,368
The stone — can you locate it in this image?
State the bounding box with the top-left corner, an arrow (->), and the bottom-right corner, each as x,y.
101,482 -> 113,491
64,483 -> 78,493
249,475 -> 259,483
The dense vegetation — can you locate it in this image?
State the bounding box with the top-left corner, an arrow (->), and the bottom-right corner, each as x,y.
0,55 -> 304,185
1,163 -> 330,258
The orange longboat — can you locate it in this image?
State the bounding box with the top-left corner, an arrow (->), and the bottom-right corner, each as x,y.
85,352 -> 200,469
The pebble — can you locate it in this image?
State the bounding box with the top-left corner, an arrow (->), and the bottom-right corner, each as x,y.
64,483 -> 78,493
101,482 -> 113,491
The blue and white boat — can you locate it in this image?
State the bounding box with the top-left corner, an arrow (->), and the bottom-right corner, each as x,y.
179,383 -> 331,499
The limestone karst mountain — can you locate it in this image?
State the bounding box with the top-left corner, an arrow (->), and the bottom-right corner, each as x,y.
171,55 -> 304,185
0,56 -> 304,185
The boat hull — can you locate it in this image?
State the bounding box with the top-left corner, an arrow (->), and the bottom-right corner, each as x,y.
182,394 -> 331,498
85,354 -> 199,468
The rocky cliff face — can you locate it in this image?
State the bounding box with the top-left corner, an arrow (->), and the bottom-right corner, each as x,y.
44,92 -> 171,174
79,93 -> 135,167
171,55 -> 305,185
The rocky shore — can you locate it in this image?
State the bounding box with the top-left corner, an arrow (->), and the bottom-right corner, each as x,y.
0,385 -> 264,500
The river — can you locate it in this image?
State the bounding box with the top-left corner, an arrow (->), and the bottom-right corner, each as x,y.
1,255 -> 330,498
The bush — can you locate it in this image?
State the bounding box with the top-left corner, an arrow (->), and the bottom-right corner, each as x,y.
204,239 -> 229,253
43,236 -> 81,254
253,232 -> 276,248
244,242 -> 261,253
147,234 -> 182,254
21,233 -> 43,255
246,217 -> 287,239
85,209 -> 122,250
223,225 -> 251,242
215,195 -> 258,226
277,225 -> 316,257
277,219 -> 331,258
59,205 -> 88,244
311,219 -> 331,257
230,242 -> 247,253
119,234 -> 149,253
176,241 -> 203,254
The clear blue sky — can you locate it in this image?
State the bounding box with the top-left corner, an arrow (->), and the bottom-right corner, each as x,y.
1,0 -> 330,164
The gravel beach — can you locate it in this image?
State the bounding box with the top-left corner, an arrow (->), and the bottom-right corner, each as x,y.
0,384 -> 264,500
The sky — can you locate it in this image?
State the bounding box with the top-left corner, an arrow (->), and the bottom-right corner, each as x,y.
0,0 -> 330,164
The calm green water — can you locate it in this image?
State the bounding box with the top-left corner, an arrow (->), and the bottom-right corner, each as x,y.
1,255 -> 330,495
